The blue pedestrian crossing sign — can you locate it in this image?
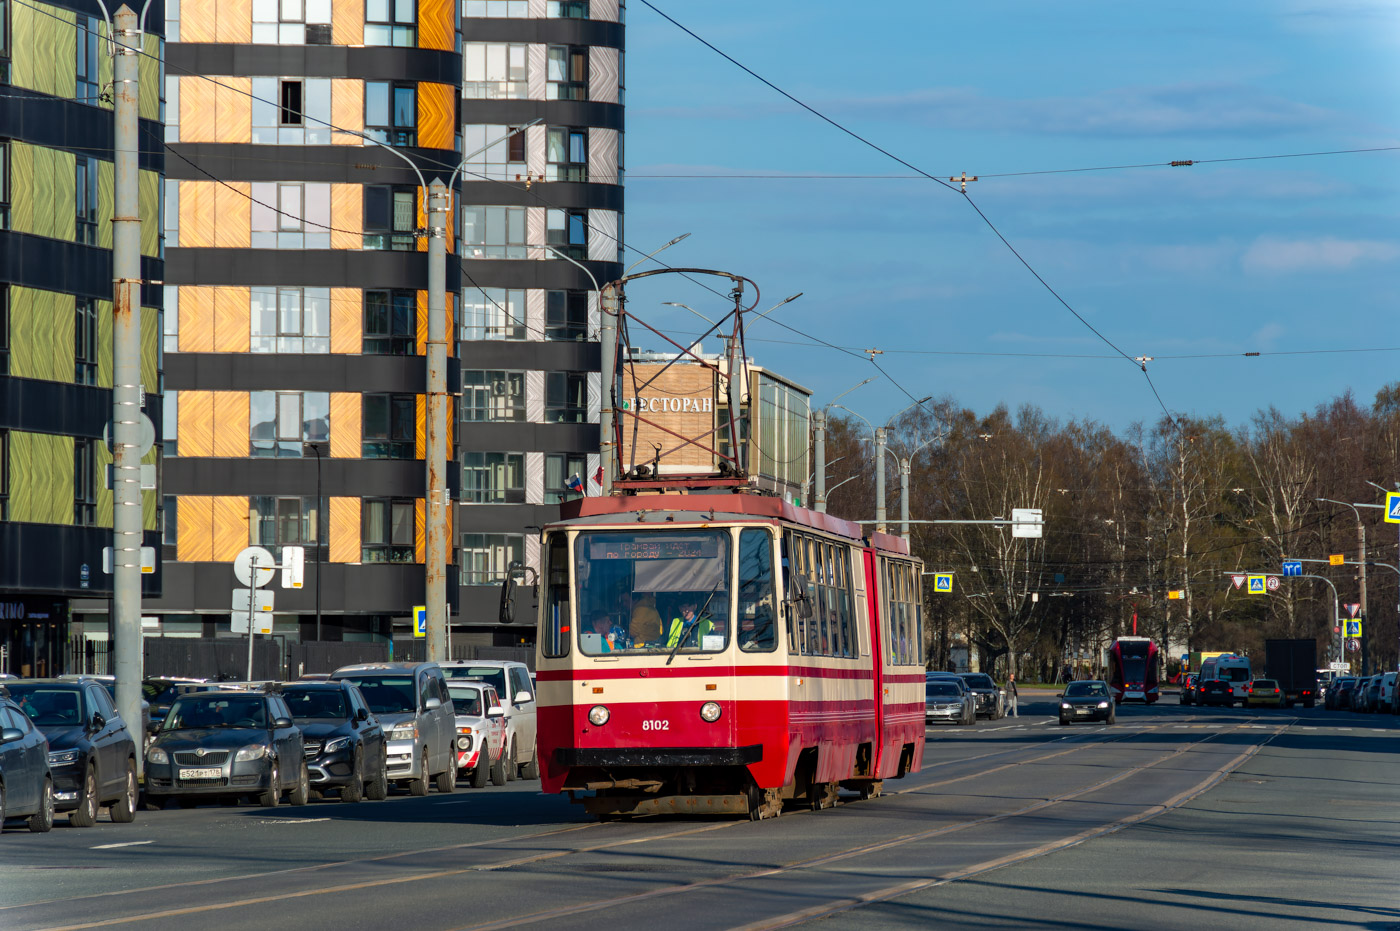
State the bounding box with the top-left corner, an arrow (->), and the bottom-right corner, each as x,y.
932,573 -> 954,593
1344,619 -> 1363,638
413,605 -> 427,638
1246,574 -> 1267,595
1386,492 -> 1400,524
1281,560 -> 1302,576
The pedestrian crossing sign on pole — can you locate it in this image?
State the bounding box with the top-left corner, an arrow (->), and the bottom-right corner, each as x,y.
1344,619 -> 1363,638
1246,574 -> 1266,595
932,573 -> 954,593
1386,491 -> 1400,524
413,605 -> 427,638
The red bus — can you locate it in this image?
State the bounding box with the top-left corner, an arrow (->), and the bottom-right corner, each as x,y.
519,489 -> 925,820
1108,636 -> 1159,703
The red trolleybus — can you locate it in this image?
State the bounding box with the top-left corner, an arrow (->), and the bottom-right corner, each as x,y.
1107,636 -> 1160,704
523,490 -> 925,820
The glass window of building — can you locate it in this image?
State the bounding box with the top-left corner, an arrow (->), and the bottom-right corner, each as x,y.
75,157 -> 98,244
463,0 -> 526,17
362,498 -> 415,562
460,533 -> 523,584
461,124 -> 525,182
460,287 -> 524,340
0,285 -> 8,374
0,429 -> 7,520
0,0 -> 9,82
546,207 -> 587,260
162,495 -> 177,548
545,290 -> 588,341
76,15 -> 99,103
250,182 -> 330,248
365,0 -> 416,46
252,0 -> 332,44
0,139 -> 9,229
362,394 -> 416,458
544,452 -> 586,503
251,390 -> 329,457
363,289 -> 416,354
547,47 -> 588,100
365,81 -> 416,145
250,287 -> 330,353
461,205 -> 525,259
546,0 -> 587,17
462,370 -> 524,422
545,128 -> 587,181
363,185 -> 418,250
74,297 -> 98,384
251,495 -> 319,555
163,285 -> 178,352
163,390 -> 178,457
461,452 -> 524,504
73,439 -> 97,525
545,372 -> 587,424
252,77 -> 330,144
463,43 -> 527,99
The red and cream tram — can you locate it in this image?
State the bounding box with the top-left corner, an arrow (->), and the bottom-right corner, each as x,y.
525,489 -> 925,820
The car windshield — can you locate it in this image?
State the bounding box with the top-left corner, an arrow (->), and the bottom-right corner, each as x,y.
925,683 -> 961,697
960,674 -> 995,689
1065,682 -> 1109,698
1220,667 -> 1251,682
282,688 -> 348,720
334,676 -> 414,714
448,688 -> 484,716
6,686 -> 84,727
573,530 -> 733,656
443,667 -> 507,699
165,696 -> 266,729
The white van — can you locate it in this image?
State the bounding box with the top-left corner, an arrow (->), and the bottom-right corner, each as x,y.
438,661 -> 538,779
1378,672 -> 1398,714
1199,654 -> 1252,706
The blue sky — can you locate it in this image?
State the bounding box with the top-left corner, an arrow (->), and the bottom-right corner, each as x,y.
617,1 -> 1400,433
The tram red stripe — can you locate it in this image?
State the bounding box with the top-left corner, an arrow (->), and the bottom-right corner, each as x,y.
536,664 -> 922,682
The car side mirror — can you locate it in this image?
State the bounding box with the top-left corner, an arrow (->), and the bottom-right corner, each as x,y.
0,727 -> 22,743
787,573 -> 814,620
514,690 -> 532,705
273,716 -> 293,729
90,712 -> 106,731
487,706 -> 505,718
356,707 -> 369,722
424,697 -> 442,710
1056,693 -> 1063,699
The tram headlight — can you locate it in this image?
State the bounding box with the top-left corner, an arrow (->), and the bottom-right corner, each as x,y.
588,705 -> 611,726
699,701 -> 722,723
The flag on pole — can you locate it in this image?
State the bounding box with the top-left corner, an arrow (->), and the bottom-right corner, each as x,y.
593,466 -> 604,486
566,474 -> 584,494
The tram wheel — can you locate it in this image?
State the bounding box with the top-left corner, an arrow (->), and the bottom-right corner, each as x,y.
807,781 -> 837,811
857,780 -> 883,801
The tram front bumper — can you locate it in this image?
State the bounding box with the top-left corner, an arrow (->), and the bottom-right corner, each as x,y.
554,745 -> 763,767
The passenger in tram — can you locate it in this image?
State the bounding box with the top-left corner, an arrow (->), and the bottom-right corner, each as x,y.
621,590 -> 662,645
589,614 -> 627,652
665,601 -> 717,649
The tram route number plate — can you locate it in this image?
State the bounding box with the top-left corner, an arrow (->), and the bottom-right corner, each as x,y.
180,768 -> 222,780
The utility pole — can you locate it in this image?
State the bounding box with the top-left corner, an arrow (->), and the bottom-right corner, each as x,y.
1358,518 -> 1369,676
899,456 -> 910,543
874,427 -> 888,534
425,180 -> 448,663
599,282 -> 619,495
812,409 -> 826,513
111,4 -> 144,775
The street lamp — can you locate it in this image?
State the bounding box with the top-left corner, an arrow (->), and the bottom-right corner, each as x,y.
831,395 -> 932,534
898,433 -> 944,544
1317,497 -> 1368,674
303,441 -> 328,642
812,377 -> 878,514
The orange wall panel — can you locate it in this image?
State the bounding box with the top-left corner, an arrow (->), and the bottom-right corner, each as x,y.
415,288 -> 427,355
178,286 -> 214,353
330,183 -> 361,249
213,286 -> 250,352
418,83 -> 455,151
180,0 -> 217,43
330,497 -> 360,564
178,180 -> 215,248
331,80 -> 363,144
331,3 -> 361,48
331,287 -> 361,354
414,498 -> 425,564
178,390 -> 214,458
418,0 -> 454,50
212,496 -> 249,562
415,393 -> 426,461
180,78 -> 216,142
176,496 -> 214,562
213,183 -> 251,248
329,392 -> 361,459
212,392 -> 249,458
215,0 -> 252,43
215,77 -> 252,144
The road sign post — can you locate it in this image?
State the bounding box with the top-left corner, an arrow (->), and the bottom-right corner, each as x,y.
932,574 -> 954,594
1281,560 -> 1302,576
1247,575 -> 1267,595
413,605 -> 428,638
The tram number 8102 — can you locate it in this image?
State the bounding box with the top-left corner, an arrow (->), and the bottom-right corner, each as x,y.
641,720 -> 671,731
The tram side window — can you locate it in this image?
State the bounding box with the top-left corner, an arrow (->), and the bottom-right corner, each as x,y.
737,528 -> 777,652
541,533 -> 570,657
834,546 -> 854,657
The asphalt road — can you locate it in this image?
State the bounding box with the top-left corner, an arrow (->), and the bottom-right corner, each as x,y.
2,690 -> 1396,931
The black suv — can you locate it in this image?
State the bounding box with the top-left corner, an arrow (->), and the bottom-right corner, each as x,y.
1,690 -> 55,832
279,682 -> 388,803
6,679 -> 139,826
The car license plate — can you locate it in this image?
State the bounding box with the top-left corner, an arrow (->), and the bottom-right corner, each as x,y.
180,767 -> 221,779
1075,708 -> 1090,715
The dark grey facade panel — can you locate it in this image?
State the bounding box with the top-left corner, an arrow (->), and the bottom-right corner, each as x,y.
457,179 -> 622,210
0,375 -> 118,439
168,143 -> 469,185
0,92 -> 164,174
166,44 -> 460,84
460,99 -> 623,131
146,560 -> 425,615
457,421 -> 599,452
166,352 -> 430,393
167,248 -> 458,291
458,258 -> 621,291
164,456 -> 425,497
0,524 -> 163,597
0,231 -> 164,306
456,340 -> 599,372
459,17 -> 622,48
456,503 -> 562,534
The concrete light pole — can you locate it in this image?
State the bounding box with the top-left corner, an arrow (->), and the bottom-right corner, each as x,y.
1318,497 -> 1368,675
813,378 -> 877,514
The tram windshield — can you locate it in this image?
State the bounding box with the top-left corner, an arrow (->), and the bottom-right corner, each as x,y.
574,530 -> 731,656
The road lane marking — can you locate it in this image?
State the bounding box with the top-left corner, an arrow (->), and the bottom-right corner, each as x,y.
257,817 -> 331,824
89,841 -> 153,850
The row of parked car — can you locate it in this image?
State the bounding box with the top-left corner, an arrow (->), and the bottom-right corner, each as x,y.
1324,672 -> 1400,714
0,659 -> 539,834
924,672 -> 1010,725
1178,675 -> 1289,708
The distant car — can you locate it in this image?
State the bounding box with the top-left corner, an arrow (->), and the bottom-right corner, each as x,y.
956,673 -> 1005,719
1361,675 -> 1384,713
5,679 -> 139,826
1244,678 -> 1285,709
925,679 -> 976,726
446,681 -> 507,787
1198,679 -> 1235,707
0,692 -> 54,832
142,679 -> 217,730
330,663 -> 457,795
58,675 -> 152,745
1058,680 -> 1115,725
279,682 -> 388,803
145,690 -> 307,809
1179,674 -> 1197,706
438,661 -> 538,781
1326,677 -> 1357,711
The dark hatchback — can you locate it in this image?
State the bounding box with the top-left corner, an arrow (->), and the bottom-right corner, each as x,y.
1,692 -> 54,832
145,691 -> 307,809
1324,677 -> 1356,710
1198,679 -> 1235,706
279,682 -> 388,803
957,673 -> 1006,719
1179,674 -> 1197,705
6,679 -> 139,826
1058,680 -> 1116,725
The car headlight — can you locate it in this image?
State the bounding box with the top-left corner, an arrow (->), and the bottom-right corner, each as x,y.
389,723 -> 417,741
699,701 -> 722,723
234,744 -> 268,762
322,736 -> 351,754
1061,703 -> 1071,710
588,705 -> 610,726
147,747 -> 168,765
47,750 -> 81,765
456,735 -> 473,751
1097,701 -> 1110,709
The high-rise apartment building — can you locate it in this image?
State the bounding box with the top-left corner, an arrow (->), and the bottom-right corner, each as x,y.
0,0 -> 165,675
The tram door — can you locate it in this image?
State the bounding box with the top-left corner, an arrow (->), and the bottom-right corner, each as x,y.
862,548 -> 888,776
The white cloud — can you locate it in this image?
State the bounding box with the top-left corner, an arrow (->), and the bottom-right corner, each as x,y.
1240,236 -> 1400,274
